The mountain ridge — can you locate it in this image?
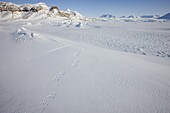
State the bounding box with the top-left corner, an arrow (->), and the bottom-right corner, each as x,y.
0,2 -> 84,20
158,13 -> 170,19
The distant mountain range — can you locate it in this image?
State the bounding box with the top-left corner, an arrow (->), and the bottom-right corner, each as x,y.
127,15 -> 136,18
100,14 -> 116,19
140,15 -> 160,19
100,13 -> 170,20
0,1 -> 170,21
158,13 -> 170,19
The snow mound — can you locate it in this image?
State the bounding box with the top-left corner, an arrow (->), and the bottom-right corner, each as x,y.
52,21 -> 88,28
75,22 -> 84,27
13,27 -> 39,42
75,22 -> 83,27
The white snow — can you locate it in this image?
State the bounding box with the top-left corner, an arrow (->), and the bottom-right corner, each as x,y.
0,3 -> 170,113
33,20 -> 170,58
64,8 -> 84,18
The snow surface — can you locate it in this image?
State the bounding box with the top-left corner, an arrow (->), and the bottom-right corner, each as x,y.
0,10 -> 170,113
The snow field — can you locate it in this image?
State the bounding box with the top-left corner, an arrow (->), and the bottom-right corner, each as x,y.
0,18 -> 170,113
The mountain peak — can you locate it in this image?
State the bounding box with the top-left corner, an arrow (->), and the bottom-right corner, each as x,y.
158,13 -> 170,19
128,15 -> 136,18
100,14 -> 116,19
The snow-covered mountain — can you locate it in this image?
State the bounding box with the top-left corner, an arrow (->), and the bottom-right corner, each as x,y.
127,15 -> 136,18
119,16 -> 126,18
0,2 -> 84,20
100,14 -> 116,19
158,13 -> 170,19
64,9 -> 84,18
140,15 -> 160,19
0,2 -> 49,12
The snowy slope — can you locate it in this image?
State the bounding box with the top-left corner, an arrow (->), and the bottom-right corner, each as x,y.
64,9 -> 84,19
159,13 -> 170,19
0,18 -> 170,113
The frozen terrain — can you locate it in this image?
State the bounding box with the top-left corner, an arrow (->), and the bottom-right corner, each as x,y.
31,20 -> 170,58
1,2 -> 170,113
0,18 -> 170,113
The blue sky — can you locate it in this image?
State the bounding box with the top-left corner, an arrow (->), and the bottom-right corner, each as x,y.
3,0 -> 170,17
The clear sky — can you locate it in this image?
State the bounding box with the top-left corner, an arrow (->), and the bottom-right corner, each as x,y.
2,0 -> 170,17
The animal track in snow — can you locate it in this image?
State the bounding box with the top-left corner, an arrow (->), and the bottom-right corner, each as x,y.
52,71 -> 65,81
52,76 -> 60,81
46,92 -> 56,99
71,59 -> 80,67
73,51 -> 80,56
37,102 -> 48,113
58,71 -> 65,76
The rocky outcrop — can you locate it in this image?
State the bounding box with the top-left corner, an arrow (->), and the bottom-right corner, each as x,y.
30,6 -> 43,12
0,2 -> 85,20
0,2 -> 20,12
50,6 -> 59,12
0,2 -> 47,13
